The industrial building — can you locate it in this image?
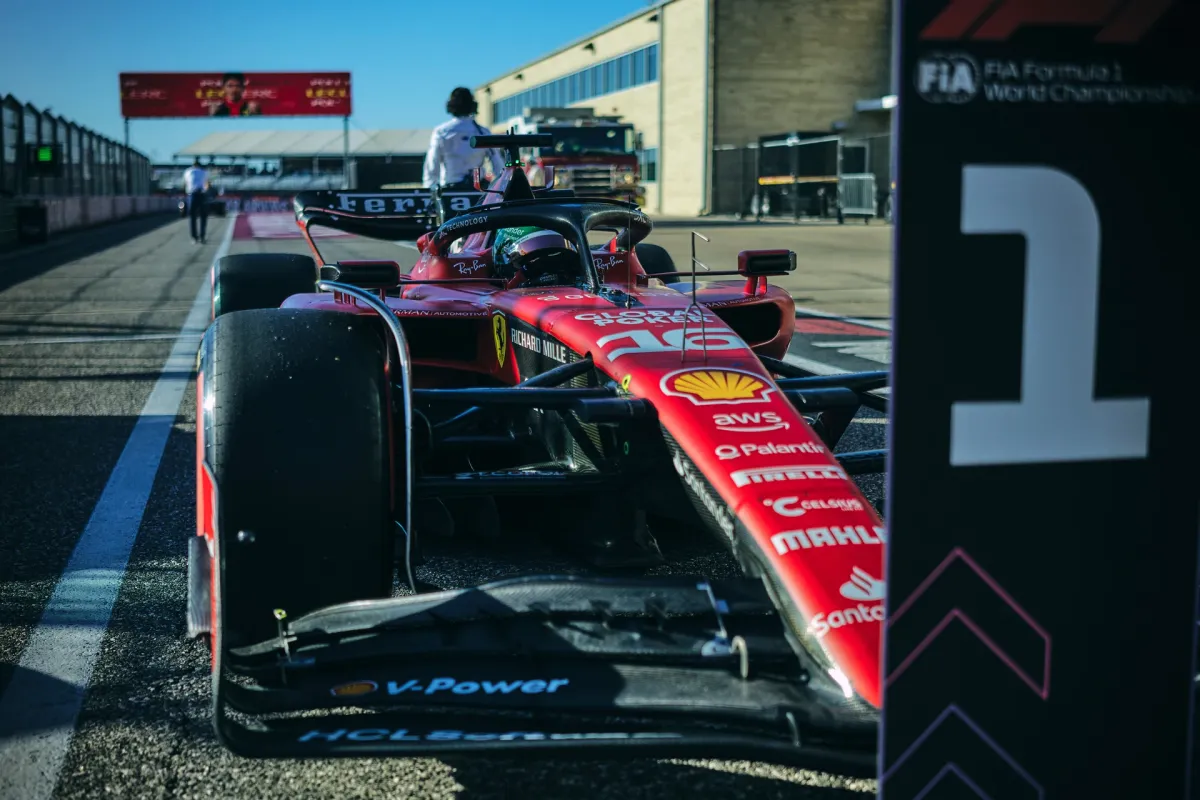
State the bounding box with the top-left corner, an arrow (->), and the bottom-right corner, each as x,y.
475,0 -> 895,216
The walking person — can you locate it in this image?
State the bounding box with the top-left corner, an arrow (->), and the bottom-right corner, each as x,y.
183,158 -> 209,244
422,88 -> 505,191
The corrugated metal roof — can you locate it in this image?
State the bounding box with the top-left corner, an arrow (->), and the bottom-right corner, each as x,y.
174,128 -> 434,158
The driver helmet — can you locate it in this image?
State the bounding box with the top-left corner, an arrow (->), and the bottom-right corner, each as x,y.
492,226 -> 574,283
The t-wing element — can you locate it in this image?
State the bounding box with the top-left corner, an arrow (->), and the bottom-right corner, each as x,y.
470,133 -> 554,167
738,249 -> 797,296
738,250 -> 797,276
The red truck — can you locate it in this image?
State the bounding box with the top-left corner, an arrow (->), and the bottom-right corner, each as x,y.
506,107 -> 644,206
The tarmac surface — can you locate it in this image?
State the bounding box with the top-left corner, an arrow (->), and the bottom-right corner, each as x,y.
647,216 -> 892,322
0,213 -> 888,800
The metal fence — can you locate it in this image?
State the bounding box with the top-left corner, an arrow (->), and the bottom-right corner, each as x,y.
711,132 -> 893,220
1,92 -> 152,198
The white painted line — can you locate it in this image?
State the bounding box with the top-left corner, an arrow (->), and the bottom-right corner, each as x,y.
0,214 -> 236,800
811,338 -> 892,365
781,352 -> 845,376
794,304 -> 892,331
782,350 -> 891,397
0,333 -> 203,347
394,241 -> 419,251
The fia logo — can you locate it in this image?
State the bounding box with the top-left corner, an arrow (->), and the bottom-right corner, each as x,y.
915,53 -> 979,103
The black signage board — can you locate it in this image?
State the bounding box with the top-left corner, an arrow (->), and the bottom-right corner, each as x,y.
24,143 -> 63,178
885,2 -> 1200,799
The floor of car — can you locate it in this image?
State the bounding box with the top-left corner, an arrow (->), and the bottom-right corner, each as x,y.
393,517 -> 743,596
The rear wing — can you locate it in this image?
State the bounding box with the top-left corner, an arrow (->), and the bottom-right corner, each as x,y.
293,189 -> 485,242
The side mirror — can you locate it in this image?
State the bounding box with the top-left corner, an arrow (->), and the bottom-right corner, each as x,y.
415,232 -> 432,253
737,249 -> 796,277
320,260 -> 403,289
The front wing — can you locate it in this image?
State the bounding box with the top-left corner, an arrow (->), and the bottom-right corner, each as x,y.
212,575 -> 877,773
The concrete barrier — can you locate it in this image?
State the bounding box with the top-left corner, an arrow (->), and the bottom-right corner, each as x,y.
0,195 -> 176,248
0,197 -> 17,251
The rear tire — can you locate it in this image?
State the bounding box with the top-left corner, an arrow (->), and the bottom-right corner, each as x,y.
212,253 -> 318,319
635,242 -> 681,285
199,308 -> 395,647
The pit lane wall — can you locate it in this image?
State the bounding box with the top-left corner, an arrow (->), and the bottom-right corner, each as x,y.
0,91 -> 168,252
0,195 -> 176,253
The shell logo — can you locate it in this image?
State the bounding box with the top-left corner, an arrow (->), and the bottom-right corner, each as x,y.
330,680 -> 378,698
660,368 -> 777,406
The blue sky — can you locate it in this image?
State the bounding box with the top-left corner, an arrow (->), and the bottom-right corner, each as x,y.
1,0 -> 649,162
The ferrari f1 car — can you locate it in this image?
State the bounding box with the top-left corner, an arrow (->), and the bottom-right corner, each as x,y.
189,133 -> 889,773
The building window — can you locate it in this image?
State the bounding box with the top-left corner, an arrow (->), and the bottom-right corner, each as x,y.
492,43 -> 661,125
639,147 -> 658,183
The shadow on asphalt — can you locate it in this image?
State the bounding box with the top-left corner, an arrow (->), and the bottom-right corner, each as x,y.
651,218 -> 885,229
0,665 -> 84,739
0,415 -> 142,589
0,317 -> 187,335
652,218 -> 795,229
443,756 -> 873,799
0,371 -> 195,382
0,213 -> 179,294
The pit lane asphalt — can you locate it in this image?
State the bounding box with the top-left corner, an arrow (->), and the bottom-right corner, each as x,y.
0,216 -> 882,800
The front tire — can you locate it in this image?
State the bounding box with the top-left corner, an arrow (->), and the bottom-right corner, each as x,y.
212,253 -> 318,319
199,308 -> 395,647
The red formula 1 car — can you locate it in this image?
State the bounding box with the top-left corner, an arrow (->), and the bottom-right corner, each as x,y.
188,133 -> 888,773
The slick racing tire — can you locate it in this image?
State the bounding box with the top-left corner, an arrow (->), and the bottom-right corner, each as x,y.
199,308 -> 394,648
635,242 -> 681,285
211,253 -> 318,319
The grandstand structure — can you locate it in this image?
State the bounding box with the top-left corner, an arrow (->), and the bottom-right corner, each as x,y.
164,128 -> 434,193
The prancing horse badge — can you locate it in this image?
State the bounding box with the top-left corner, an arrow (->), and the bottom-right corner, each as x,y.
492,311 -> 508,367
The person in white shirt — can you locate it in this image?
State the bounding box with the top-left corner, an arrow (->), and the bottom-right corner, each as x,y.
422,88 -> 505,191
182,159 -> 210,244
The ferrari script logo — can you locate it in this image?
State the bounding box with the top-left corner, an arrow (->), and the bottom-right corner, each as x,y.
492,312 -> 508,367
660,369 -> 776,406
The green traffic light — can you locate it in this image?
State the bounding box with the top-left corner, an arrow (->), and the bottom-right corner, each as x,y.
36,146 -> 53,162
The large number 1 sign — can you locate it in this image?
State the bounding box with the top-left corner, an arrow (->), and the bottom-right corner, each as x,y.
887,4 -> 1196,799
949,165 -> 1151,466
